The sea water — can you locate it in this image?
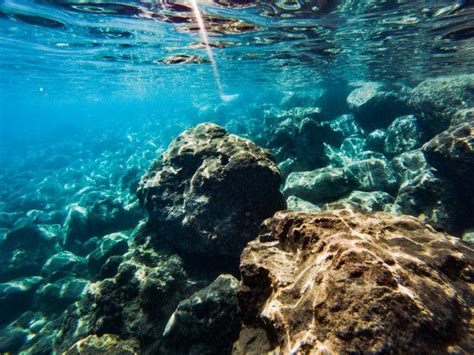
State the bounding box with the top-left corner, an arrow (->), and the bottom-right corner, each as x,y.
0,0 -> 473,353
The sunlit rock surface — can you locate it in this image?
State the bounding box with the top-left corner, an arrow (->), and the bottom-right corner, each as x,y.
137,123 -> 286,258
410,74 -> 474,136
65,334 -> 140,355
236,210 -> 474,354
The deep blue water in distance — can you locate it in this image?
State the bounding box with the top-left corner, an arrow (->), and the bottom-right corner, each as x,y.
1,0 -> 474,353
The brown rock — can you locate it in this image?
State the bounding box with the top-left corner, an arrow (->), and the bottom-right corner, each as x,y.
236,210 -> 474,353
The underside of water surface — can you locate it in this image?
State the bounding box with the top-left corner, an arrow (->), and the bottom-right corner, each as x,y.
1,1 -> 474,354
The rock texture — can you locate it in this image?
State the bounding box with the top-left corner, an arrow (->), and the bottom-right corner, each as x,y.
137,123 -> 285,258
65,334 -> 140,354
160,274 -> 240,354
236,210 -> 474,354
423,120 -> 474,190
410,74 -> 474,135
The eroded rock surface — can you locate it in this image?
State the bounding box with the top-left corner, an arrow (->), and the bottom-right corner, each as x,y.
236,210 -> 474,354
410,74 -> 474,135
137,123 -> 286,258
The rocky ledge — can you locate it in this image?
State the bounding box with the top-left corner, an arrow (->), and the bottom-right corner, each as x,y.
236,210 -> 474,353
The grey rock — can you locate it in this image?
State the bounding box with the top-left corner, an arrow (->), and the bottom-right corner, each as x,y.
0,223 -> 57,282
62,204 -> 89,254
283,167 -> 357,204
0,276 -> 43,325
423,121 -> 474,190
35,277 -> 89,314
366,129 -> 387,153
410,74 -> 474,135
323,190 -> 395,212
0,326 -> 28,353
344,158 -> 398,192
347,82 -> 411,130
161,274 -> 240,354
385,115 -> 424,155
137,123 -> 285,258
87,232 -> 129,278
286,196 -> 321,212
41,251 -> 88,280
329,114 -> 364,138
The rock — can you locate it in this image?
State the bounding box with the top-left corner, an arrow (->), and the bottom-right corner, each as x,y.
410,74 -> 474,135
56,224 -> 207,354
340,136 -> 367,159
0,223 -> 57,282
344,158 -> 398,192
87,232 -> 129,278
87,196 -> 137,237
0,326 -> 29,353
329,114 -> 364,138
391,149 -> 429,184
237,210 -> 474,354
41,251 -> 88,280
286,196 -> 321,212
283,167 -> 356,204
294,118 -> 343,169
137,123 -> 285,258
322,190 -> 394,212
161,274 -> 240,354
393,167 -> 461,235
64,334 -> 140,354
0,211 -> 22,228
347,82 -> 411,130
0,276 -> 43,325
366,129 -> 387,153
423,120 -> 474,191
35,277 -> 89,314
62,204 -> 89,254
462,231 -> 474,244
384,115 -> 424,155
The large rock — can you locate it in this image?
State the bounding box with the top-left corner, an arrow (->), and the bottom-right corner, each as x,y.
0,276 -> 43,325
423,120 -> 474,190
384,115 -> 424,155
56,223 -> 208,354
283,166 -> 357,204
410,74 -> 474,135
137,123 -> 285,258
347,82 -> 411,131
0,223 -> 57,282
161,274 -> 240,354
236,210 -> 474,353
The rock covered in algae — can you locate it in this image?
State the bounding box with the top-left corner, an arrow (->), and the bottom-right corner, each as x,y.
160,274 -> 240,354
423,120 -> 474,191
137,122 -> 286,258
410,74 -> 474,135
236,210 -> 474,354
64,334 -> 140,354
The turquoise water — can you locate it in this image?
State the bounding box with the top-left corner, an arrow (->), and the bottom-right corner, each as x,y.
1,0 -> 474,353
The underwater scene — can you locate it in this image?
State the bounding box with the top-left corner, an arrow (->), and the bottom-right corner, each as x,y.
1,0 -> 474,353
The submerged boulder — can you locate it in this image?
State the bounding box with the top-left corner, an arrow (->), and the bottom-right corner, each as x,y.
423,120 -> 474,190
0,223 -> 57,282
347,82 -> 411,131
283,166 -> 356,204
236,210 -> 474,353
137,123 -> 285,258
410,74 -> 474,135
161,274 -> 240,354
384,115 -> 424,155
